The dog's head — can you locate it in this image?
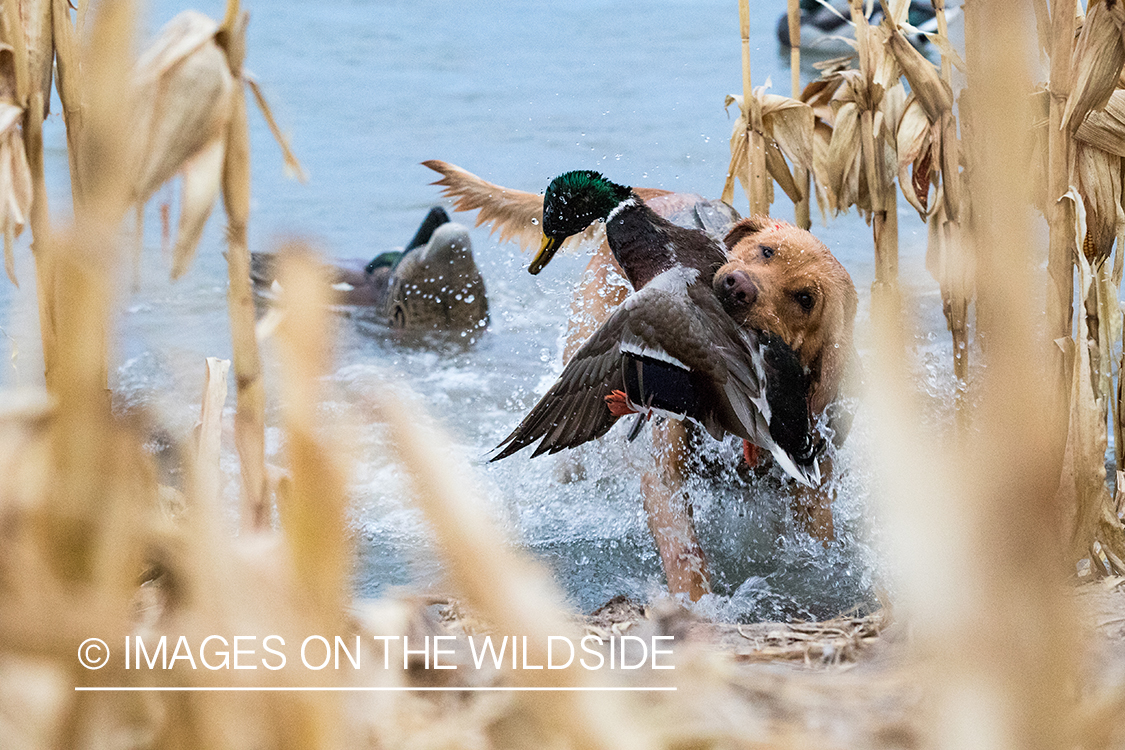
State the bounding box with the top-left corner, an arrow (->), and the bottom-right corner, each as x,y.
714,217 -> 857,417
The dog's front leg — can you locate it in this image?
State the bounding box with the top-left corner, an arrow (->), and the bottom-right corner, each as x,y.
790,454 -> 836,543
562,244 -> 629,362
641,420 -> 711,600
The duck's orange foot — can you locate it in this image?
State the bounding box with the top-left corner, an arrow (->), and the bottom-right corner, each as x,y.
605,390 -> 637,417
743,440 -> 760,467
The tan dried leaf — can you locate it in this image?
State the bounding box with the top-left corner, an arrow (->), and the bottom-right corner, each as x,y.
170,138 -> 226,280
896,96 -> 934,217
811,119 -> 834,220
765,139 -> 802,203
885,28 -> 953,121
133,11 -> 236,203
1063,0 -> 1125,132
759,92 -> 815,174
880,81 -> 907,143
826,102 -> 862,213
1075,89 -> 1125,157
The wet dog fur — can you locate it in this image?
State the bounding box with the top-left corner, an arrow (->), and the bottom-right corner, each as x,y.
423,161 -> 857,600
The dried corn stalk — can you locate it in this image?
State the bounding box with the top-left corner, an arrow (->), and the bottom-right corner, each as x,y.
126,0 -> 306,533
804,6 -> 901,318
1043,0 -> 1078,472
722,89 -> 814,209
0,0 -> 56,385
886,19 -> 971,383
1063,190 -> 1125,573
274,249 -> 350,621
731,0 -> 770,216
786,0 -> 811,229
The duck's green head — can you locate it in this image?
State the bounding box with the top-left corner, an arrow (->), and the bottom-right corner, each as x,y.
531,170 -> 632,274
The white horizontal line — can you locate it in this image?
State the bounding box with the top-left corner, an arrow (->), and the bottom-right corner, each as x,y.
74,686 -> 677,692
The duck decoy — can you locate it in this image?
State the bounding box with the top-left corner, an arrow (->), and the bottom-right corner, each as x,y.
776,0 -> 957,52
250,206 -> 488,332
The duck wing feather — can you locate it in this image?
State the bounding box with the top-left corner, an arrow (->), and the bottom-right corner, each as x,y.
422,160 -> 676,254
491,304 -> 631,461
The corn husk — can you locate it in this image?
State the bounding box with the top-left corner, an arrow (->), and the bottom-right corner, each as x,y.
131,8 -> 304,281
1062,0 -> 1125,132
1075,88 -> 1125,156
896,95 -> 935,217
1073,140 -> 1121,262
825,100 -> 863,213
722,90 -> 814,205
887,29 -> 952,121
133,12 -> 235,279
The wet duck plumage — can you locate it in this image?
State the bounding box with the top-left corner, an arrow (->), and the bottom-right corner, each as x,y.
492,171 -> 821,485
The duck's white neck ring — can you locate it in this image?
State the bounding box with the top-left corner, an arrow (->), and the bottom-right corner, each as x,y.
606,196 -> 638,223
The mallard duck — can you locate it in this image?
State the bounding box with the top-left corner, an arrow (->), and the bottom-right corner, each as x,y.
491,170 -> 821,485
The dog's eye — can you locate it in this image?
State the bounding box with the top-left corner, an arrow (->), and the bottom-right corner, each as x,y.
759,244 -> 775,259
793,289 -> 815,312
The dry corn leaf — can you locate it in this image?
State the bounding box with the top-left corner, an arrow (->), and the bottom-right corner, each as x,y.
170,138 -> 226,279
759,92 -> 815,174
896,95 -> 934,217
1076,89 -> 1125,156
723,90 -> 813,206
880,80 -> 907,143
133,12 -> 235,203
765,139 -> 801,202
811,118 -> 834,220
1063,0 -> 1125,132
722,92 -> 773,208
825,101 -> 863,213
132,9 -> 305,281
886,28 -> 953,122
244,75 -> 307,182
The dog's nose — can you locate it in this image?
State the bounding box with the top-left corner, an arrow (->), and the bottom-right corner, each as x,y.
715,270 -> 758,311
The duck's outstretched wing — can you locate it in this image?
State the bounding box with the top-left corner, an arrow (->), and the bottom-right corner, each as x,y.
422,159 -> 605,254
491,311 -> 629,461
492,281 -> 750,463
493,278 -> 820,485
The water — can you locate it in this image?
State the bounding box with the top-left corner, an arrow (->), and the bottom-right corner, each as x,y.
0,0 -> 966,619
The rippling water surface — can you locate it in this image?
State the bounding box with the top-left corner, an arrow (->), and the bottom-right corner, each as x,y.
0,0 -> 963,618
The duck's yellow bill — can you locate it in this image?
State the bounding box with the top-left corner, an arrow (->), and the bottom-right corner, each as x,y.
529,235 -> 562,275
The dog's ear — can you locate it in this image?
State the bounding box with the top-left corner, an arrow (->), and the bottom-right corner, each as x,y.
723,216 -> 770,251
809,281 -> 858,417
